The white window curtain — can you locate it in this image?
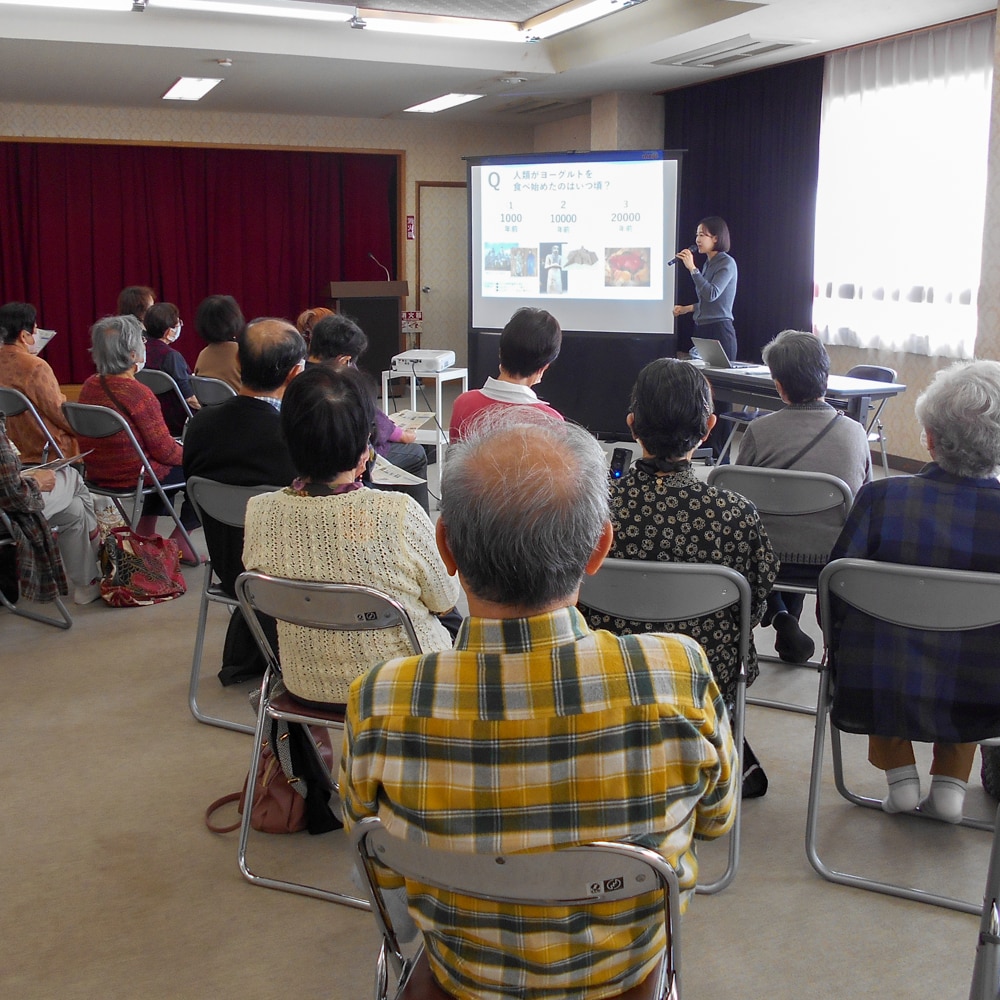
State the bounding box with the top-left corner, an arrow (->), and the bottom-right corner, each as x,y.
813,16 -> 995,359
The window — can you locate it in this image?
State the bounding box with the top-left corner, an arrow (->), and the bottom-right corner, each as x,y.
813,16 -> 995,358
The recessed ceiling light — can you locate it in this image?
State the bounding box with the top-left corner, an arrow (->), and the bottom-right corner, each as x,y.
359,10 -> 522,42
525,0 -> 630,40
162,77 -> 224,101
404,94 -> 483,114
150,0 -> 353,21
0,0 -> 132,8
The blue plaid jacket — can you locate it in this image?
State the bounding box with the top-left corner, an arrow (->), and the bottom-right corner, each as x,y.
828,463 -> 1000,741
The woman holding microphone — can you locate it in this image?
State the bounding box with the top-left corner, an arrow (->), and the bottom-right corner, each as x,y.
673,216 -> 738,360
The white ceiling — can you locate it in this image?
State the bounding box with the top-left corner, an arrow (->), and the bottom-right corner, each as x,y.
0,0 -> 993,126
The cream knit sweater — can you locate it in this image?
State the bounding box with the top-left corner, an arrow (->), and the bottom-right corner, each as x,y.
243,487 -> 459,704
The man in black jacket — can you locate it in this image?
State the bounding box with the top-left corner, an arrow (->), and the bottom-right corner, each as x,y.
183,317 -> 305,683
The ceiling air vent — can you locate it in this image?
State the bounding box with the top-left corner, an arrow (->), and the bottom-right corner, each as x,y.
655,34 -> 809,69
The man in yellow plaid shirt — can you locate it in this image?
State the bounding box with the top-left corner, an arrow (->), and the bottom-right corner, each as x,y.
341,411 -> 736,1000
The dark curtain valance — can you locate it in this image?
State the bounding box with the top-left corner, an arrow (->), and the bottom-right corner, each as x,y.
0,142 -> 398,382
664,57 -> 825,360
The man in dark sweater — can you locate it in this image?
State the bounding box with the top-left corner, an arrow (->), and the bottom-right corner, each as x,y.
183,318 -> 305,682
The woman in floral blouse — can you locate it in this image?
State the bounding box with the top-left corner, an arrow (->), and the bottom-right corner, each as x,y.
579,358 -> 778,793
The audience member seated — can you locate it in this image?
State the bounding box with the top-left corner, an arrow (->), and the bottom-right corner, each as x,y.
0,301 -> 80,464
295,306 -> 333,349
1,414 -> 100,605
736,329 -> 871,663
193,295 -> 245,391
579,358 -> 777,796
448,307 -> 563,442
142,302 -> 200,436
76,315 -> 199,563
830,360 -> 1000,824
243,365 -> 458,707
307,313 -> 429,512
341,410 -> 736,999
116,285 -> 156,326
183,318 -> 304,684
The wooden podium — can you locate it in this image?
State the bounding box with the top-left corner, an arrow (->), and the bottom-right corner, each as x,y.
325,281 -> 408,382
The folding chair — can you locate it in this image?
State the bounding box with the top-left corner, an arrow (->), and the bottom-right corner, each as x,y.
135,368 -> 194,424
235,570 -> 425,907
707,465 -> 854,714
845,364 -> 896,477
353,816 -> 681,1000
185,477 -> 280,734
0,510 -> 73,629
806,558 -> 1000,914
0,385 -> 65,464
191,376 -> 237,406
970,800 -> 1000,999
714,406 -> 764,465
578,559 -> 749,894
61,401 -> 198,565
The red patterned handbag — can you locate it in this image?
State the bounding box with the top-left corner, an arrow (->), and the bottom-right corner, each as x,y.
99,526 -> 186,607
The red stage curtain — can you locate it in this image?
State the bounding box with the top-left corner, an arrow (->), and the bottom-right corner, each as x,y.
0,142 -> 398,382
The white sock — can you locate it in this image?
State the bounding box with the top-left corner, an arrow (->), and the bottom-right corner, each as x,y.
882,764 -> 920,814
920,775 -> 967,824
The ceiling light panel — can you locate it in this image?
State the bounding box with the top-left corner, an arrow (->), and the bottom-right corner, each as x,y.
404,93 -> 483,113
162,76 -> 223,100
150,0 -> 354,20
524,0 -> 632,39
0,0 -> 133,8
358,10 -> 523,41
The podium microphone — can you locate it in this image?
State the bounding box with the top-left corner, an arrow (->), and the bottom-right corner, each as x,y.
667,243 -> 698,266
368,251 -> 392,281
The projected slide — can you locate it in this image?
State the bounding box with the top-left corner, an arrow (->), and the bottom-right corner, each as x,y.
469,150 -> 680,335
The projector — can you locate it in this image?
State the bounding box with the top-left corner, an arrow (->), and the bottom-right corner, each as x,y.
391,349 -> 456,373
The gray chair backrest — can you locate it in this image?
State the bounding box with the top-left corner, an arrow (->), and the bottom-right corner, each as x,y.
352,816 -> 679,997
578,560 -> 751,663
235,571 -> 423,659
707,466 -> 853,567
191,376 -> 237,406
136,368 -> 193,420
61,401 -> 160,492
186,477 -> 278,528
819,558 -> 1000,633
0,385 -> 65,461
845,365 -> 896,384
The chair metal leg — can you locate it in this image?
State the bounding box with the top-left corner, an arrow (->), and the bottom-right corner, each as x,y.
156,484 -> 199,565
714,422 -> 742,465
806,669 -> 991,914
696,670 -> 744,894
236,671 -> 370,909
877,422 -> 890,478
970,800 -> 1000,1000
188,563 -> 254,735
0,589 -> 73,629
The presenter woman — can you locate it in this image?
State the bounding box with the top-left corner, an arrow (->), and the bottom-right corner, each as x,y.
673,216 -> 738,360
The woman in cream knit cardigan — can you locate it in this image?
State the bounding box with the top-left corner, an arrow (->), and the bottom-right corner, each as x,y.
243,365 -> 458,706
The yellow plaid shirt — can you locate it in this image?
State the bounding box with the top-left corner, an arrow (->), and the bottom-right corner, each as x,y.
341,606 -> 736,1000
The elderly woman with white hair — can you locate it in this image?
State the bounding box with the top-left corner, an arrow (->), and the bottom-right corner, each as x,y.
830,359 -> 1000,823
76,314 -> 199,562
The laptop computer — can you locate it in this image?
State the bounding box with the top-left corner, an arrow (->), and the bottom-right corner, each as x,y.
691,336 -> 765,369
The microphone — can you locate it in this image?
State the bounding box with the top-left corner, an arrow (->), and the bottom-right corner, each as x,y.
667,243 -> 698,266
368,251 -> 392,281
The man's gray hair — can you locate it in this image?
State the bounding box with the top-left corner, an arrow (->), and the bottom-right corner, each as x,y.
90,314 -> 145,375
915,360 -> 1000,478
440,409 -> 609,608
761,329 -> 829,404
